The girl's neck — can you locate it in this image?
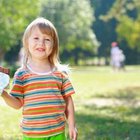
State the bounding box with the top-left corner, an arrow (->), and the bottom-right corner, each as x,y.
27,59 -> 53,73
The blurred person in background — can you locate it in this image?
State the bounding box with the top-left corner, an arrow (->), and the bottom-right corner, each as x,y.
110,42 -> 121,71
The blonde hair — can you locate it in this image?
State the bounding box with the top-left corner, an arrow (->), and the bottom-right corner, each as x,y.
22,17 -> 59,67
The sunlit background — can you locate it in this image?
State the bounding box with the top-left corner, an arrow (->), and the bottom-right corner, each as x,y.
0,0 -> 140,140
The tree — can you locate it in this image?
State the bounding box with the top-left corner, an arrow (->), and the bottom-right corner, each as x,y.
100,0 -> 140,50
100,0 -> 140,64
90,0 -> 115,64
40,0 -> 99,64
0,0 -> 40,63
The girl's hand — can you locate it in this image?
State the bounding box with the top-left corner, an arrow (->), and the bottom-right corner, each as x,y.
0,67 -> 10,95
69,126 -> 78,140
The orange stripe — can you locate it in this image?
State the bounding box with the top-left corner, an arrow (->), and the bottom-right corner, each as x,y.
63,91 -> 75,98
23,126 -> 65,135
22,117 -> 64,125
24,81 -> 59,87
23,108 -> 65,115
23,105 -> 65,112
22,119 -> 64,126
24,86 -> 59,91
25,95 -> 63,101
63,82 -> 71,88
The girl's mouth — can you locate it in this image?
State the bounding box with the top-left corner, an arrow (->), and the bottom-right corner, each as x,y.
36,48 -> 45,52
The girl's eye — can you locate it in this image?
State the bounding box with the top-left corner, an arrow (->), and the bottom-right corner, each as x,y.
34,37 -> 39,40
45,39 -> 51,42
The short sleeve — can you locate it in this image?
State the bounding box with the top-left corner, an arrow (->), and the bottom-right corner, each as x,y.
10,72 -> 24,99
61,74 -> 75,97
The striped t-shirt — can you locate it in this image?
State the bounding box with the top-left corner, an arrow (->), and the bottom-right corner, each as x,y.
10,68 -> 75,137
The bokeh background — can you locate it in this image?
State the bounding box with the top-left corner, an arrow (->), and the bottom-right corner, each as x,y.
0,0 -> 140,140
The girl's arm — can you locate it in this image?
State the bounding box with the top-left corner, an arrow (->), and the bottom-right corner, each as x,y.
1,90 -> 23,109
65,96 -> 78,140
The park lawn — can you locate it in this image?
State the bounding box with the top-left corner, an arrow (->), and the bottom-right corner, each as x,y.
0,66 -> 140,140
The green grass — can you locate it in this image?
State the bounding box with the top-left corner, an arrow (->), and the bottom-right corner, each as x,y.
0,66 -> 140,140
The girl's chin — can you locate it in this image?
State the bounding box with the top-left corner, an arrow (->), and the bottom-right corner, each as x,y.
33,55 -> 48,60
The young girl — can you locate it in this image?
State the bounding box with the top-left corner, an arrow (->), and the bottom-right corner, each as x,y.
1,17 -> 77,140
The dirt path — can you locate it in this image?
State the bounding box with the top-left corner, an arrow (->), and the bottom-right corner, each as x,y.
76,98 -> 140,107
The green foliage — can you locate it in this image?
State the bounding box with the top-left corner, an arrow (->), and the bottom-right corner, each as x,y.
90,0 -> 116,58
0,0 -> 40,60
101,0 -> 140,51
40,0 -> 99,64
116,16 -> 140,51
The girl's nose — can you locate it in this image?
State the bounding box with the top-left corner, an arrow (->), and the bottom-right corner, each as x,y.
38,40 -> 45,46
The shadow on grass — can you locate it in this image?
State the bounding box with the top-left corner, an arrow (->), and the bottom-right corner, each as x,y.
112,86 -> 140,99
97,86 -> 140,99
76,105 -> 140,140
76,87 -> 140,140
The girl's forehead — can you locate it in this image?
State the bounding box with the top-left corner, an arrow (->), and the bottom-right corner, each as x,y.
37,24 -> 52,34
30,26 -> 52,37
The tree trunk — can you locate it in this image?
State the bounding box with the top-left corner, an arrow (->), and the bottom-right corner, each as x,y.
0,49 -> 5,65
74,55 -> 78,65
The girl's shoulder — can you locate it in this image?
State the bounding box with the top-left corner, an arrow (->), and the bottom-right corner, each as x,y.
54,64 -> 70,78
14,66 -> 28,78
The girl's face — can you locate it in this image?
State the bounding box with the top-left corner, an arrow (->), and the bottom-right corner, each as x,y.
28,26 -> 53,61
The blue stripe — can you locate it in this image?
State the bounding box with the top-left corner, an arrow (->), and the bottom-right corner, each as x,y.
61,87 -> 74,95
22,121 -> 65,131
23,76 -> 62,85
24,113 -> 62,120
25,100 -> 65,107
11,93 -> 23,98
13,79 -> 22,85
25,89 -> 60,97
